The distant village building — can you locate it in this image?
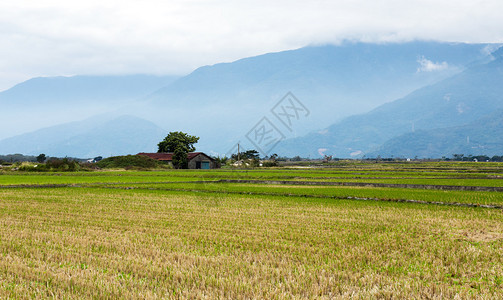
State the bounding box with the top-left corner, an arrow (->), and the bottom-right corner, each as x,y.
137,152 -> 218,169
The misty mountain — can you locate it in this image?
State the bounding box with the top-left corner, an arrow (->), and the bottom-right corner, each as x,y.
0,41 -> 499,158
275,46 -> 503,158
370,110 -> 503,158
1,75 -> 179,106
0,75 -> 178,139
0,115 -> 166,158
131,41 -> 493,152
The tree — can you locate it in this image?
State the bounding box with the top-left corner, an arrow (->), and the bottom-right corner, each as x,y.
231,150 -> 260,160
291,155 -> 302,162
491,155 -> 503,162
36,154 -> 46,163
157,132 -> 200,153
452,154 -> 464,161
214,156 -> 228,166
172,147 -> 188,169
157,131 -> 198,169
269,153 -> 278,161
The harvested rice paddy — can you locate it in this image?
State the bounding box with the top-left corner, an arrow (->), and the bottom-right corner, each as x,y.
1,162 -> 502,298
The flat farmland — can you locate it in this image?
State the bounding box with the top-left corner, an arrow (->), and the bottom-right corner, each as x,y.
1,162 -> 502,298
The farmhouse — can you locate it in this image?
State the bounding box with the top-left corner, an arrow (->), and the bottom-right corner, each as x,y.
137,152 -> 218,169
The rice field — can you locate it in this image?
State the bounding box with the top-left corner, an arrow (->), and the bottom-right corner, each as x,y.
1,162 -> 502,298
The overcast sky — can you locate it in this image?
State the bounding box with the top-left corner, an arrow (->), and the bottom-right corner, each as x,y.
1,0 -> 503,91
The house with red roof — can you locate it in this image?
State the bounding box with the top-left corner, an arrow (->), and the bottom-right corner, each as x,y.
137,152 -> 218,169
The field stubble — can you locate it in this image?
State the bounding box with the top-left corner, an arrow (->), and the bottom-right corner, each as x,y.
0,185 -> 502,298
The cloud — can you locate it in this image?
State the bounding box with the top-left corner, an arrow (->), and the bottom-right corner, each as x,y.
417,56 -> 449,72
1,0 -> 503,90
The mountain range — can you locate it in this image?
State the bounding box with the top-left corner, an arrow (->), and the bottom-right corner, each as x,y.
275,46 -> 503,158
134,41 -> 492,151
0,115 -> 165,158
0,75 -> 178,139
0,41 -> 501,158
369,109 -> 503,158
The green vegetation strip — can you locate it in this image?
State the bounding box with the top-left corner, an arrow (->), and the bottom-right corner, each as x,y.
3,175 -> 503,190
2,181 -> 502,209
218,179 -> 503,191
102,184 -> 503,210
3,167 -> 503,187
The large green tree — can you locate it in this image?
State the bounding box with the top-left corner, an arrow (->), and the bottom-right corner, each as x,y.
157,132 -> 199,153
158,131 -> 199,169
172,147 -> 189,169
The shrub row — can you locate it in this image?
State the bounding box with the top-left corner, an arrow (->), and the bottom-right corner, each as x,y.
96,155 -> 160,169
18,158 -> 80,172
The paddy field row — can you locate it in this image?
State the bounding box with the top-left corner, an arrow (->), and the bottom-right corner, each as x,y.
1,162 -> 502,298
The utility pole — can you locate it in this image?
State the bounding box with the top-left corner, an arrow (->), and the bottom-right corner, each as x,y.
237,143 -> 240,161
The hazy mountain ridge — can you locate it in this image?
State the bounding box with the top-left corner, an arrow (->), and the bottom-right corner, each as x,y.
0,75 -> 179,139
0,115 -> 166,158
146,41 -> 489,112
275,46 -> 503,158
0,41 -> 500,158
370,109 -> 503,158
136,41 -> 493,153
1,75 -> 179,107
